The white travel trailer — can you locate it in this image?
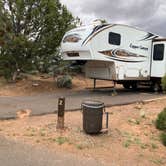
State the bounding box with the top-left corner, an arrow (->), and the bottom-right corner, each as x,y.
61,22 -> 166,91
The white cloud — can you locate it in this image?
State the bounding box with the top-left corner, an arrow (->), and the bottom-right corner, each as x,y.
60,0 -> 166,36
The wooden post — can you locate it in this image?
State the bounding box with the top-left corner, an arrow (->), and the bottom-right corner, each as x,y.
56,97 -> 65,129
106,112 -> 109,129
93,78 -> 96,90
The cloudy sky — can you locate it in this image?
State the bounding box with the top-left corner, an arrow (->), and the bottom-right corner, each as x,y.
60,0 -> 166,36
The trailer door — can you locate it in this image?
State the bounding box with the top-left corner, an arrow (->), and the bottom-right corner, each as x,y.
151,42 -> 166,77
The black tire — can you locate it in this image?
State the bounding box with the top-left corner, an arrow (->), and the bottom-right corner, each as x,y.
131,82 -> 138,90
122,83 -> 131,89
152,82 -> 161,92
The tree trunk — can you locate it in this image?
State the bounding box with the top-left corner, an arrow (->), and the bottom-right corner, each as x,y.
12,69 -> 20,82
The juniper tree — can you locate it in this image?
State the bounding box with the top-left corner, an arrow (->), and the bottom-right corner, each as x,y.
0,0 -> 76,81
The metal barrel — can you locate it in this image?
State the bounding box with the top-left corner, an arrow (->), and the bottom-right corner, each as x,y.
82,100 -> 104,134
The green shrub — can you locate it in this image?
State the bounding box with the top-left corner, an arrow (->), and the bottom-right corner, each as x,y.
161,132 -> 166,146
156,108 -> 166,131
161,74 -> 166,91
57,75 -> 72,88
55,137 -> 68,145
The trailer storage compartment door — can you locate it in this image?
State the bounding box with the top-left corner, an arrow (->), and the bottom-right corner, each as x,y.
151,42 -> 166,78
85,61 -> 116,80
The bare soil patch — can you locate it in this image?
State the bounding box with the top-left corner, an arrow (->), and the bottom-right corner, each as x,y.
0,74 -> 113,96
0,99 -> 165,166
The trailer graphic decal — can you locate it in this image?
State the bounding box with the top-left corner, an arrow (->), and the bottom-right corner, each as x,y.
82,24 -> 114,45
129,43 -> 148,51
99,49 -> 146,62
139,33 -> 158,41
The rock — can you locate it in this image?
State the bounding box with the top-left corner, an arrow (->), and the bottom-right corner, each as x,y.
16,109 -> 32,119
32,82 -> 39,87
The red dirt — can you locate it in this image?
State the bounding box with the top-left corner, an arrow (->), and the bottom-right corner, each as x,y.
0,74 -> 114,96
0,99 -> 165,166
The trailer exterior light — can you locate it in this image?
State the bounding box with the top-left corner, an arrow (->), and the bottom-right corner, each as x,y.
63,34 -> 81,43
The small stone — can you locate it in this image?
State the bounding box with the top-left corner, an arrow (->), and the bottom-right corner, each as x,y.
32,83 -> 39,87
16,109 -> 32,119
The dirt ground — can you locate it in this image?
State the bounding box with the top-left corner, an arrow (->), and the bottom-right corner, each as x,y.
0,74 -> 113,96
0,99 -> 165,166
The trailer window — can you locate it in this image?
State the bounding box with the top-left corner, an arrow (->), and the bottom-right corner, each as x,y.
109,32 -> 121,45
153,44 -> 164,61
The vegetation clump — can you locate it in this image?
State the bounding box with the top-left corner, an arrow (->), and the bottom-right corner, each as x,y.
156,108 -> 166,146
161,74 -> 166,92
160,132 -> 166,146
57,75 -> 72,88
55,136 -> 68,145
156,108 -> 166,131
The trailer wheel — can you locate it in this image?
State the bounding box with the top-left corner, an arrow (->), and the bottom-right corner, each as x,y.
122,83 -> 131,89
152,82 -> 161,92
131,82 -> 138,90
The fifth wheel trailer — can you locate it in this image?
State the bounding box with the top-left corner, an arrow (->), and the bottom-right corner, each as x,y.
61,22 -> 166,91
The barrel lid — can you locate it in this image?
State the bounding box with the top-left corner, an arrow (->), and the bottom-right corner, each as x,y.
82,100 -> 104,107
